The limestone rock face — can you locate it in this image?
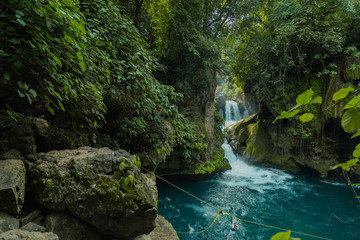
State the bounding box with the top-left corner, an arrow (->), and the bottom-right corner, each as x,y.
0,229 -> 59,240
0,160 -> 26,216
29,147 -> 158,239
136,215 -> 179,240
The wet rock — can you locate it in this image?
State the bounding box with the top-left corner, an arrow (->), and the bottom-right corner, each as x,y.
30,147 -> 157,239
0,159 -> 26,216
136,215 -> 179,240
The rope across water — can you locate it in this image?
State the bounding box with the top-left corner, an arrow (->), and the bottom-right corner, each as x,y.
141,166 -> 333,240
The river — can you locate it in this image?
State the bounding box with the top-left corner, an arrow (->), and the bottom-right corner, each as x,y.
157,101 -> 360,240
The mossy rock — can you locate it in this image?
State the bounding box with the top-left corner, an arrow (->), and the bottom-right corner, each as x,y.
29,147 -> 157,239
245,122 -> 273,161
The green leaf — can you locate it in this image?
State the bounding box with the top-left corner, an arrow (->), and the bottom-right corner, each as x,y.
29,89 -> 37,98
17,90 -> 25,98
341,109 -> 360,132
343,95 -> 360,110
332,87 -> 354,101
129,175 -> 134,183
124,177 -> 129,186
119,162 -> 126,171
352,129 -> 360,139
271,231 -> 291,240
9,39 -> 21,44
77,52 -> 84,61
296,89 -> 313,106
16,18 -> 26,26
3,73 -> 10,83
64,34 -> 73,43
58,101 -> 65,112
72,20 -> 86,34
47,106 -> 55,115
53,56 -> 62,67
15,10 -> 25,16
299,113 -> 315,123
309,96 -> 322,104
273,109 -> 301,123
334,159 -> 359,171
14,60 -> 22,68
79,61 -> 86,72
353,144 -> 360,158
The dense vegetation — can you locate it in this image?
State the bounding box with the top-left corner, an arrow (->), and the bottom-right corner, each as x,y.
226,0 -> 360,172
0,0 -> 232,165
229,0 -> 360,134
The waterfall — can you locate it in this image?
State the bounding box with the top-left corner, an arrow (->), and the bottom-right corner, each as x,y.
224,100 -> 241,124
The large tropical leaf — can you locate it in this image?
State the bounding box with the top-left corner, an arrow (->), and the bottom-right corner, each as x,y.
271,231 -> 291,240
332,87 -> 354,101
341,109 -> 360,132
296,89 -> 313,106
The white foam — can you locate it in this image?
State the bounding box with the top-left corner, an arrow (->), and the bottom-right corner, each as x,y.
188,224 -> 194,233
220,140 -> 295,193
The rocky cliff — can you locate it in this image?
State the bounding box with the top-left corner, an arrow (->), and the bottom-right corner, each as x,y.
155,66 -> 230,176
225,109 -> 352,178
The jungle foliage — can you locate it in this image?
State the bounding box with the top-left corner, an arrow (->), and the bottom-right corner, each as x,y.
0,0 -> 234,159
228,0 -> 360,142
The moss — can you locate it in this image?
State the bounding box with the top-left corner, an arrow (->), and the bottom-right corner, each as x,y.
46,179 -> 54,191
245,123 -> 273,161
195,150 -> 225,175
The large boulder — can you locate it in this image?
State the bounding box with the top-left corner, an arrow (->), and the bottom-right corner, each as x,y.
225,115 -> 300,171
136,215 -> 179,240
225,114 -> 257,153
0,159 -> 26,216
29,147 -> 157,239
0,229 -> 58,240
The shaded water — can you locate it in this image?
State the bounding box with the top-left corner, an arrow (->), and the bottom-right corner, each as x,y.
158,101 -> 360,240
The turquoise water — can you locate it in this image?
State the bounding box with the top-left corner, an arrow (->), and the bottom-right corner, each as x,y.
157,141 -> 360,240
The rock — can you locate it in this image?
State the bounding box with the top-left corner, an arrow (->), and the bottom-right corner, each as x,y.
0,159 -> 26,216
1,150 -> 22,161
20,209 -> 42,226
225,114 -> 257,142
0,212 -> 19,233
136,215 -> 179,240
215,92 -> 226,114
0,229 -> 58,240
30,147 -> 158,239
20,222 -> 46,232
0,114 -> 36,156
45,213 -> 100,240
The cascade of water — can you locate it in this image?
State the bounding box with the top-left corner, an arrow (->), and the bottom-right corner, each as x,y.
224,100 -> 241,123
